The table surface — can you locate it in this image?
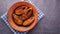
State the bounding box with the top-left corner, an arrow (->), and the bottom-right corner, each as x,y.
0,0 -> 60,34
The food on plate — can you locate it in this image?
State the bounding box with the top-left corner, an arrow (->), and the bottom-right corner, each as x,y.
12,6 -> 34,26
21,14 -> 28,21
15,8 -> 23,15
27,8 -> 32,18
23,17 -> 34,26
13,14 -> 23,25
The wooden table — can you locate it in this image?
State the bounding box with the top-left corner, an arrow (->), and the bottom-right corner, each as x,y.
0,0 -> 60,34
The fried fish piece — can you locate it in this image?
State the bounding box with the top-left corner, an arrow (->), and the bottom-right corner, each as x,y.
21,14 -> 28,21
23,17 -> 34,26
27,8 -> 32,17
23,9 -> 28,15
13,14 -> 18,19
14,19 -> 23,25
27,10 -> 32,18
22,6 -> 28,15
13,14 -> 23,25
15,9 -> 23,15
28,8 -> 32,11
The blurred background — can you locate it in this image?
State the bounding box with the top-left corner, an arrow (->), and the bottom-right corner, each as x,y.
0,0 -> 60,34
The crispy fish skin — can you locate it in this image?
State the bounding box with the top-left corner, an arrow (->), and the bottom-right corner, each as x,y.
15,9 -> 23,15
23,17 -> 34,26
13,14 -> 23,25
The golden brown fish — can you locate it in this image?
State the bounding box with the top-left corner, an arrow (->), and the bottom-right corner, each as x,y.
23,17 -> 34,26
13,14 -> 23,25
